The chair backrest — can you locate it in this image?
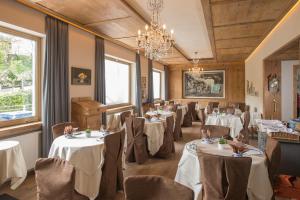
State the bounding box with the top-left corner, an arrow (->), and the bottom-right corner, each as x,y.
125,116 -> 147,164
206,105 -> 213,114
120,111 -> 131,126
199,108 -> 206,124
201,125 -> 230,139
265,137 -> 281,187
209,102 -> 219,108
187,102 -> 197,120
142,103 -> 154,114
156,116 -> 174,158
173,109 -> 182,141
243,111 -> 250,129
52,122 -> 79,140
124,175 -> 194,200
35,158 -> 75,200
99,129 -> 125,199
199,153 -> 251,200
226,107 -> 235,115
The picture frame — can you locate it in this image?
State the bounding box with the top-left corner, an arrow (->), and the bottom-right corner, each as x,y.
71,67 -> 91,85
182,70 -> 225,98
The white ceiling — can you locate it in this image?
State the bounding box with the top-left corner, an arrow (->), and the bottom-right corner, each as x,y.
125,0 -> 213,59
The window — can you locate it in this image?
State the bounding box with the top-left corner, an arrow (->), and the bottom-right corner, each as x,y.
153,70 -> 161,99
0,27 -> 40,127
105,57 -> 130,106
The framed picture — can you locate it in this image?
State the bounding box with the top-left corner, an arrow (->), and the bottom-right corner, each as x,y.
183,70 -> 225,98
71,67 -> 91,85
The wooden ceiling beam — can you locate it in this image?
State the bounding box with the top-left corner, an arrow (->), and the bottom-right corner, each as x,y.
84,16 -> 132,27
213,19 -> 275,28
201,0 -> 217,61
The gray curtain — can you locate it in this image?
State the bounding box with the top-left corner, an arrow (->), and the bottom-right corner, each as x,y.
164,65 -> 169,100
147,59 -> 154,103
42,16 -> 69,157
95,36 -> 106,125
135,53 -> 142,116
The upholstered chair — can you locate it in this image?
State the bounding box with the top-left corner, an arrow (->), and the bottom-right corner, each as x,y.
99,129 -> 125,200
265,137 -> 281,198
198,108 -> 206,125
201,125 -> 230,139
125,117 -> 148,164
173,108 -> 183,141
155,116 -> 175,158
183,102 -> 195,127
35,158 -> 88,200
199,153 -> 252,200
124,175 -> 194,200
120,111 -> 131,126
52,122 -> 80,140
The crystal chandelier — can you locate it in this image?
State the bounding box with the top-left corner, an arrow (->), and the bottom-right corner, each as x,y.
137,0 -> 175,60
189,52 -> 204,73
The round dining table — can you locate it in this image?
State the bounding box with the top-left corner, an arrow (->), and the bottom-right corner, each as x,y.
175,139 -> 273,200
206,114 -> 243,138
0,140 -> 27,190
48,131 -> 106,200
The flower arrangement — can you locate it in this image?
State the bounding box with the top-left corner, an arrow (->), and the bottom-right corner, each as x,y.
85,128 -> 91,137
64,125 -> 74,138
78,72 -> 87,82
218,137 -> 227,150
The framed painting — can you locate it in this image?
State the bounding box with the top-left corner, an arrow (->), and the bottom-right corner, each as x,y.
71,67 -> 91,85
183,70 -> 225,98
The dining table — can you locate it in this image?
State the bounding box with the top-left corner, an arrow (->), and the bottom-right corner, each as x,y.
0,140 -> 27,190
48,131 -> 106,200
206,113 -> 243,138
175,139 -> 273,200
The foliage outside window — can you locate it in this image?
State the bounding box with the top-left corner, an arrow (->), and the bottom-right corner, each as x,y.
0,27 -> 40,127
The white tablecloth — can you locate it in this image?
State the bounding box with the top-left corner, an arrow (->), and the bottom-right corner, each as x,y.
175,140 -> 273,200
241,112 -> 262,128
146,110 -> 175,119
48,131 -> 105,200
144,119 -> 165,155
0,141 -> 27,190
206,114 -> 243,138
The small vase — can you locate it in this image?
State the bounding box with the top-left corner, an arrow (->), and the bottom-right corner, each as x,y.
86,132 -> 91,138
218,143 -> 225,150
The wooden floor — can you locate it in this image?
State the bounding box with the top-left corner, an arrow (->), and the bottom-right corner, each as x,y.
0,122 -> 295,200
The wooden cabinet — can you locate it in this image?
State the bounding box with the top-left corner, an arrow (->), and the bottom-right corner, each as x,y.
71,97 -> 107,130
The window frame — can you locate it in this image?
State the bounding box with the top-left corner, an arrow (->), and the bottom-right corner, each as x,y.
0,26 -> 41,128
153,69 -> 162,100
104,56 -> 131,109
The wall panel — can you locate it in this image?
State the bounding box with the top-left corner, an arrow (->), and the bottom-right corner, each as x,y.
168,62 -> 245,106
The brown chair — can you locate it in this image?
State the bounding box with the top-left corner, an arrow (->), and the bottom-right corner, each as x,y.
206,105 -> 213,115
265,137 -> 281,191
124,175 -> 194,200
173,108 -> 183,141
183,102 -> 195,127
125,117 -> 148,164
155,116 -> 175,158
199,153 -> 252,200
160,100 -> 165,106
239,109 -> 250,144
35,158 -> 88,200
99,129 -> 125,200
208,102 -> 219,109
201,125 -> 230,139
142,103 -> 154,114
52,122 -> 79,140
120,111 -> 131,126
199,108 -> 206,125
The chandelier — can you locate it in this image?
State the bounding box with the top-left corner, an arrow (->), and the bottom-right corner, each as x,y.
137,0 -> 175,60
188,52 -> 204,73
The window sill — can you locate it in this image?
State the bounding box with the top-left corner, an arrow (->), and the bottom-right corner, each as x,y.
0,122 -> 42,139
106,105 -> 135,115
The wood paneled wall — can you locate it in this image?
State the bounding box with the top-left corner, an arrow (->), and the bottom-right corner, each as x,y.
263,60 -> 282,120
168,62 -> 245,106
